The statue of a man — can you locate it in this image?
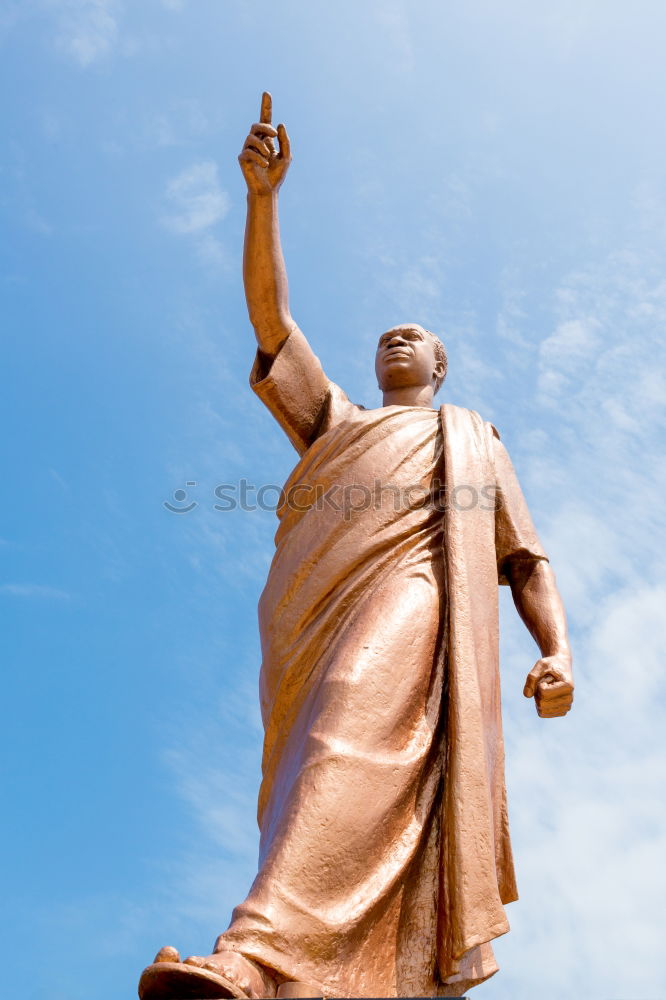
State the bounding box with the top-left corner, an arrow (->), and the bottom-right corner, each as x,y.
140,94 -> 574,1000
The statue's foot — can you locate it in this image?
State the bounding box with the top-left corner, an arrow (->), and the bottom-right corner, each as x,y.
154,947 -> 181,964
138,945 -> 276,1000
184,951 -> 276,999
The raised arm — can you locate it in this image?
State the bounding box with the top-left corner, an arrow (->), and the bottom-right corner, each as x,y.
238,92 -> 295,358
508,560 -> 574,718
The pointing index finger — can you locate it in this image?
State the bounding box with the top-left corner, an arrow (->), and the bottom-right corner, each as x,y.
260,92 -> 272,125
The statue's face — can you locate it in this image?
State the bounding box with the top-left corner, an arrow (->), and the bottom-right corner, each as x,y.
375,324 -> 442,393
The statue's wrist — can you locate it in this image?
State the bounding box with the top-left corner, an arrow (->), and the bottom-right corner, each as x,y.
247,188 -> 278,202
544,644 -> 572,666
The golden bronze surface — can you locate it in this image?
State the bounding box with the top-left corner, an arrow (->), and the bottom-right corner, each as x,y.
139,93 -> 573,1000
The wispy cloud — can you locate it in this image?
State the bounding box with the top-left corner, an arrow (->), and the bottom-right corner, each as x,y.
497,579 -> 666,998
195,232 -> 231,270
162,161 -> 229,235
493,220 -> 666,996
537,317 -> 602,398
49,0 -> 120,68
160,676 -> 264,926
530,247 -> 666,602
161,160 -> 230,270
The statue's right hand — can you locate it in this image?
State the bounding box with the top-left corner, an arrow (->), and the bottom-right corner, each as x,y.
239,91 -> 291,195
523,653 -> 574,718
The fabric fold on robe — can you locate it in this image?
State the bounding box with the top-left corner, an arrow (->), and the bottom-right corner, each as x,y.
437,404 -> 541,983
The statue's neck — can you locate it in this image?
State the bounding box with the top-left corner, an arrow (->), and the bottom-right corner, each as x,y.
381,385 -> 435,408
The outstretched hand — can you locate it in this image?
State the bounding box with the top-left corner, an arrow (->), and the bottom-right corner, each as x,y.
523,653 -> 574,718
239,92 -> 291,195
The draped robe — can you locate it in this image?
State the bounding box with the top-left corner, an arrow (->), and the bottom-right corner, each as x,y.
220,331 -> 547,997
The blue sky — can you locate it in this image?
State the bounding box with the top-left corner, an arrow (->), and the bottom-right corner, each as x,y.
2,2 -> 665,998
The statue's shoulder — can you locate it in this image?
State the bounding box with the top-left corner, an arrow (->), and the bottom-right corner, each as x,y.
438,402 -> 501,441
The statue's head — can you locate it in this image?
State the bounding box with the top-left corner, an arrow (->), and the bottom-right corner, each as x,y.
375,324 -> 448,396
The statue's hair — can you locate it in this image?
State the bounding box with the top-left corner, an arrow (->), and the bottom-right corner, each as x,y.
425,330 -> 448,395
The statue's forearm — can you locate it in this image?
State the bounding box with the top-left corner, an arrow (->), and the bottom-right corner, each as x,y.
508,560 -> 571,661
244,191 -> 293,356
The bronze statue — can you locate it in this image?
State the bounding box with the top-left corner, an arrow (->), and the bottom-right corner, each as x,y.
139,93 -> 574,1000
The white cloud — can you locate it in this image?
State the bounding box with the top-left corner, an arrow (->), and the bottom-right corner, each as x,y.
160,679 -> 264,926
491,224 -> 666,996
49,0 -> 120,68
529,250 -> 666,597
196,233 -> 231,271
538,317 -> 601,398
162,161 -> 230,235
496,580 -> 666,998
161,161 -> 230,272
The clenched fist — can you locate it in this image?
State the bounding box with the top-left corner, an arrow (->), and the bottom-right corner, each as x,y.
523,652 -> 574,718
238,92 -> 291,196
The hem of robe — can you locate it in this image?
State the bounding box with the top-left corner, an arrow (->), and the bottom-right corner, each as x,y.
220,937 -> 501,998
